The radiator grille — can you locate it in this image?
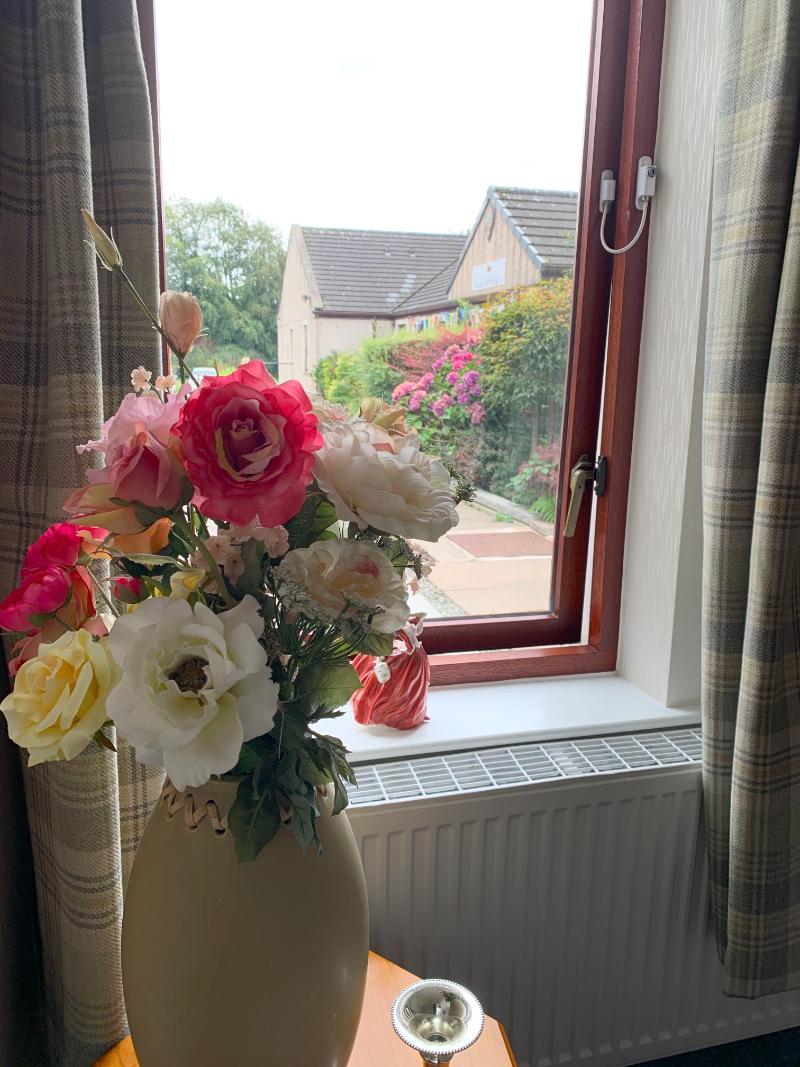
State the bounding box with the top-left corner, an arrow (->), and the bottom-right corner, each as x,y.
347,727 -> 702,806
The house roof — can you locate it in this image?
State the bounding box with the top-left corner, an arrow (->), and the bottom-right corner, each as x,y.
490,187 -> 578,275
391,257 -> 461,315
296,226 -> 466,317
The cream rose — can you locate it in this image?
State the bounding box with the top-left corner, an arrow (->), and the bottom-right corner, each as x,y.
276,539 -> 410,634
0,628 -> 117,765
106,594 -> 278,790
313,423 -> 459,541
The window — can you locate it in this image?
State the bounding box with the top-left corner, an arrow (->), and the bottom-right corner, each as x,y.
143,0 -> 665,685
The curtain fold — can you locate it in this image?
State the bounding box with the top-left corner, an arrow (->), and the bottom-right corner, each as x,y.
703,0 -> 800,999
0,1 -> 164,1062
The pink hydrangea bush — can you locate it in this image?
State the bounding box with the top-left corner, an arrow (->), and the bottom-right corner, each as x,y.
390,342 -> 485,475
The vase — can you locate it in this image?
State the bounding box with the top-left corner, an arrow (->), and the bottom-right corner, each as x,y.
122,778 -> 369,1067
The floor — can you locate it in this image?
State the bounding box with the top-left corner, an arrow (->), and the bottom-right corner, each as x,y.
641,1026 -> 800,1065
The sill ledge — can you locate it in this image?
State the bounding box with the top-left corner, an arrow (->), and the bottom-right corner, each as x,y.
334,673 -> 701,765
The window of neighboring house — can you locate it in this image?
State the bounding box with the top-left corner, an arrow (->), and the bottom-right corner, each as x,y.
144,0 -> 665,685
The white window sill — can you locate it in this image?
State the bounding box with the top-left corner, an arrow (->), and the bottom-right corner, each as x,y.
333,673 -> 701,765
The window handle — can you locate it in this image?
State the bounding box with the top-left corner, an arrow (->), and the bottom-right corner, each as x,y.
563,455 -> 608,537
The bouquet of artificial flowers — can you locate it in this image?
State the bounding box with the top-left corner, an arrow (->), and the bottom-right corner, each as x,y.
0,213 -> 470,860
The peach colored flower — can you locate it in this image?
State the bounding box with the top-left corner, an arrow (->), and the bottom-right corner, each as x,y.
159,291 -> 203,355
112,517 -> 172,555
155,373 -> 176,391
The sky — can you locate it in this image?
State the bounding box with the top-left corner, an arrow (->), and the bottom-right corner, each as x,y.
155,0 -> 593,245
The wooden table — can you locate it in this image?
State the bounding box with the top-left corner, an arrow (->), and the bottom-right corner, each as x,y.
95,951 -> 517,1066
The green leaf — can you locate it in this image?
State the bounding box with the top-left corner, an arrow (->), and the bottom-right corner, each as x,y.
227,778 -> 281,863
122,551 -> 177,566
349,631 -> 394,657
293,661 -> 362,713
237,537 -> 266,597
313,733 -> 357,816
230,738 -> 270,776
287,787 -> 319,853
285,494 -> 337,549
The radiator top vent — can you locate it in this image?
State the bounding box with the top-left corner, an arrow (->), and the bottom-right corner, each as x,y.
347,727 -> 702,807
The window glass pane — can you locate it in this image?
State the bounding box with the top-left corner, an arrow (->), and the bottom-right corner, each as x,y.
156,0 -> 594,620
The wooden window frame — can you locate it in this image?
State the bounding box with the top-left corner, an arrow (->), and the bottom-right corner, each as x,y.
137,0 -> 665,688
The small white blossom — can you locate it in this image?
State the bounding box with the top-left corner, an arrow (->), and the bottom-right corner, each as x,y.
155,373 -> 176,391
193,530 -> 245,581
229,522 -> 290,558
130,365 -> 152,391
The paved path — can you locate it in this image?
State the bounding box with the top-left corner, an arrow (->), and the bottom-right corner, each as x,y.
415,500 -> 554,618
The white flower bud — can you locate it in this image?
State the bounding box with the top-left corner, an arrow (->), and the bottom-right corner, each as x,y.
82,209 -> 122,270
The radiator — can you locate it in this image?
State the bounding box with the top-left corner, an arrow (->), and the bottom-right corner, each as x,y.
346,728 -> 800,1066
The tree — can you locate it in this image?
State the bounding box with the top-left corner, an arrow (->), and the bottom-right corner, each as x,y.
164,198 -> 285,372
477,277 -> 573,499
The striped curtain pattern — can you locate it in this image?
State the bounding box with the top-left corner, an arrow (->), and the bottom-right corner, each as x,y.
0,1 -> 164,1062
703,0 -> 800,999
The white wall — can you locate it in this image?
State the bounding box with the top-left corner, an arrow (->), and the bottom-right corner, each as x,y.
617,0 -> 723,706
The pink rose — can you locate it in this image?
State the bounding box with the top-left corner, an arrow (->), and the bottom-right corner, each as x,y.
0,566 -> 94,633
21,522 -> 107,576
174,361 -> 322,526
69,388 -> 190,524
159,291 -> 203,356
114,576 -> 144,604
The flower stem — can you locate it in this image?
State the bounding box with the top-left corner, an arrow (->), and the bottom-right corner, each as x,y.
116,267 -> 200,387
173,517 -> 236,609
87,567 -> 120,618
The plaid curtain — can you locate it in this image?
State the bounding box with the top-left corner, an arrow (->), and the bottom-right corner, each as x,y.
703,0 -> 800,999
0,1 -> 164,1062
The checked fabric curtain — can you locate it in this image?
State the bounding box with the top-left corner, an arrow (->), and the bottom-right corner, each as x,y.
703,0 -> 800,999
0,1 -> 163,1062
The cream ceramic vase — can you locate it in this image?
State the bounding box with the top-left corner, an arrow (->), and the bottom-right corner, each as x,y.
122,779 -> 369,1067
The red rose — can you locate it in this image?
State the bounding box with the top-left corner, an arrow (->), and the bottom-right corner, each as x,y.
0,566 -> 94,633
174,361 -> 322,526
21,522 -> 106,576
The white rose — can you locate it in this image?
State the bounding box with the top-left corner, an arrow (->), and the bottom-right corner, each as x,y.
313,423 -> 459,541
276,539 -> 410,634
106,595 -> 277,790
0,628 -> 117,766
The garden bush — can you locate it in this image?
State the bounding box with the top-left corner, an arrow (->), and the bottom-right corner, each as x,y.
313,280 -> 572,521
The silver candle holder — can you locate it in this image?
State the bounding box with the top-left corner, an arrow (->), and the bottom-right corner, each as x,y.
391,978 -> 484,1065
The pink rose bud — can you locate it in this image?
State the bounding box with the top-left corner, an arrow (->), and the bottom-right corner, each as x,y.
159,290 -> 203,356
